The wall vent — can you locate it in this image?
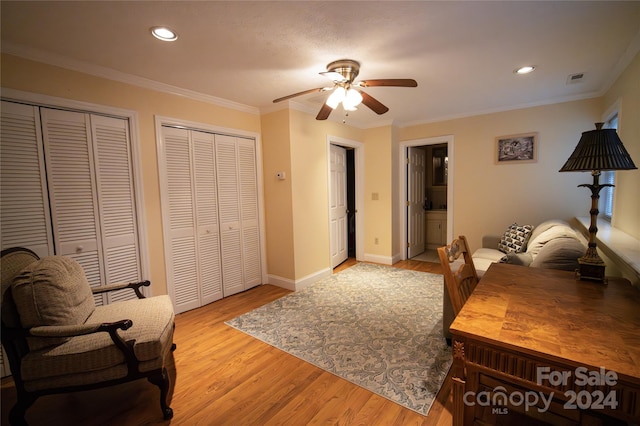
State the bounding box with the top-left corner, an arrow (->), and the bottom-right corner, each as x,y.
566,72 -> 585,84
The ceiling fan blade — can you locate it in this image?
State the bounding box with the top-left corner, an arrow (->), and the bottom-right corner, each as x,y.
316,103 -> 333,120
359,91 -> 389,115
320,71 -> 348,83
356,79 -> 418,88
273,87 -> 328,103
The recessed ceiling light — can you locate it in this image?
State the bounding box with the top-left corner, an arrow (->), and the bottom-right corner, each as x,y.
514,66 -> 536,75
151,26 -> 178,42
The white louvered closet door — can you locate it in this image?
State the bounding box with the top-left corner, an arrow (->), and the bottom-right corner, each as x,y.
162,126 -> 200,313
159,126 -> 260,311
0,101 -> 52,378
215,135 -> 261,296
192,131 -> 223,305
215,135 -> 244,297
1,101 -> 143,377
41,108 -> 141,305
91,115 -> 142,303
0,101 -> 53,258
237,137 -> 262,288
41,108 -> 104,295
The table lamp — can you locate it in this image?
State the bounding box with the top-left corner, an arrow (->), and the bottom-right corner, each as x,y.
559,122 -> 637,282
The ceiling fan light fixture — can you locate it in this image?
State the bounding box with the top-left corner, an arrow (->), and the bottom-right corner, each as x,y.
326,87 -> 346,109
275,58 -> 417,120
151,26 -> 178,41
343,88 -> 363,110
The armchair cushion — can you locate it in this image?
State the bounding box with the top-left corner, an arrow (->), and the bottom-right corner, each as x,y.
12,256 -> 95,350
21,295 -> 174,386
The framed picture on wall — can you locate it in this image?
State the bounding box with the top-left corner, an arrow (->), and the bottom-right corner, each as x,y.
495,132 -> 538,164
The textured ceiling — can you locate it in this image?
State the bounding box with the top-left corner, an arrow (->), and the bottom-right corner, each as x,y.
1,1 -> 639,128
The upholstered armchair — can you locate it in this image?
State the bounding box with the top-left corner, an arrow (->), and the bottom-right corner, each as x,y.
1,247 -> 176,425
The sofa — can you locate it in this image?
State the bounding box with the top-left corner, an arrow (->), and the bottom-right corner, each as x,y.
471,219 -> 587,276
443,219 -> 586,341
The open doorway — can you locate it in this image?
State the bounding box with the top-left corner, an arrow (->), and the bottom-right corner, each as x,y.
328,136 -> 364,268
346,149 -> 356,258
399,136 -> 454,262
408,144 -> 448,262
329,144 -> 351,267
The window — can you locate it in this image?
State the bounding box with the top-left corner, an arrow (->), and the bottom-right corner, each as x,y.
600,114 -> 618,221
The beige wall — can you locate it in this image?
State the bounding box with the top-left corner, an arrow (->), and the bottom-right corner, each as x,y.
288,109 -> 361,279
1,54 -> 261,296
260,109 -> 295,280
602,53 -> 640,239
362,126 -> 395,261
391,125 -> 401,259
2,51 -> 637,293
399,99 -> 603,253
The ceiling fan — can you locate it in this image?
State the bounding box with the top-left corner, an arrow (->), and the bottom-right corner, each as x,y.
273,59 -> 418,120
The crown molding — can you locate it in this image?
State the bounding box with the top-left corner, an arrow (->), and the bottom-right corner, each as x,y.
601,28 -> 640,95
2,41 -> 260,115
401,91 -> 602,128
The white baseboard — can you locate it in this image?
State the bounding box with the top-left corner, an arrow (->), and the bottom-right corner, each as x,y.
266,275 -> 296,291
267,267 -> 333,291
361,253 -> 394,265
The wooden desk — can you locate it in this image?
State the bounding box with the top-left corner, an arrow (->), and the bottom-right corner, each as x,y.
449,263 -> 640,425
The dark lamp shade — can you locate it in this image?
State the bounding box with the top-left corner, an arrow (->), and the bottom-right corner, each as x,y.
559,124 -> 637,172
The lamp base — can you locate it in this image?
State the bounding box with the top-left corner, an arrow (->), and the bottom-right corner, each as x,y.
576,257 -> 606,283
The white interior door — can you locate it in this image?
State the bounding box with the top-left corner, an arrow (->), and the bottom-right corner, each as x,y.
330,144 -> 348,268
407,147 -> 425,258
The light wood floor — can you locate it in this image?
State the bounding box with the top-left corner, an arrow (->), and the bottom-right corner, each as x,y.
1,259 -> 452,425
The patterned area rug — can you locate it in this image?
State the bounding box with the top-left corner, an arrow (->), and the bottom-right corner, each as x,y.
225,262 -> 452,416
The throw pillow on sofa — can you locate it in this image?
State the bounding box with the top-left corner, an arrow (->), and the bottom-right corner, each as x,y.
498,223 -> 534,253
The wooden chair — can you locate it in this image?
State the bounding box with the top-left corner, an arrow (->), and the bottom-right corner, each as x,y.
438,235 -> 479,316
1,247 -> 176,425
